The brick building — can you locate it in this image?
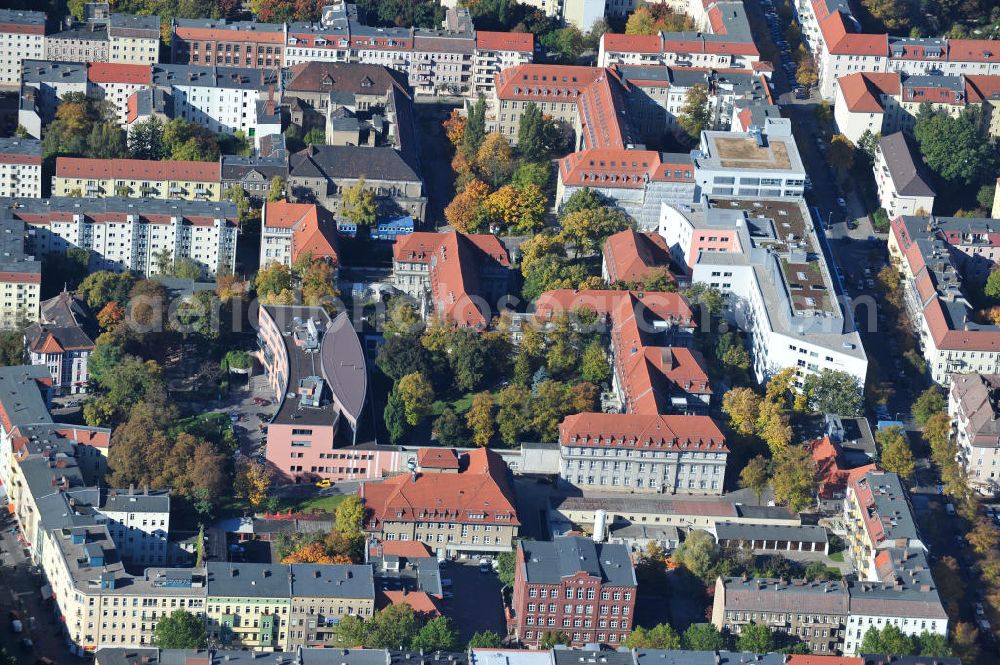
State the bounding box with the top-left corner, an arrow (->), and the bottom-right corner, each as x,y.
510,535 -> 637,648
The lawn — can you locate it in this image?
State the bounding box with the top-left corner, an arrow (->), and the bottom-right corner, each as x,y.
829,550 -> 845,562
277,493 -> 348,515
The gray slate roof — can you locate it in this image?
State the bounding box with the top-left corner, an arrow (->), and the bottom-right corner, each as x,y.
101,489 -> 170,514
0,9 -> 45,26
552,650 -> 634,665
0,365 -> 53,427
878,132 -> 935,198
290,564 -> 375,599
289,144 -> 421,183
519,536 -> 636,587
206,562 -> 291,599
636,651 -> 786,665
21,59 -> 87,84
715,522 -> 829,544
0,137 -> 41,157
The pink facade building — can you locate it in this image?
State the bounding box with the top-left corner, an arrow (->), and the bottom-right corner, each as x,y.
258,305 -> 370,482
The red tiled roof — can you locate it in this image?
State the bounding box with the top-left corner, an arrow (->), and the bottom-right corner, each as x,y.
948,39 -> 1000,63
87,62 -> 151,85
417,448 -> 460,470
378,591 -> 440,616
787,657 -> 863,665
476,31 -> 532,52
820,11 -> 888,56
808,436 -> 876,500
837,72 -> 899,112
560,412 -> 727,451
55,157 -> 220,182
173,24 -> 284,44
965,75 -> 1000,102
601,33 -> 662,54
603,229 -> 674,285
377,541 -> 434,558
0,153 -> 40,166
393,232 -> 510,329
495,64 -> 604,102
360,448 -> 520,527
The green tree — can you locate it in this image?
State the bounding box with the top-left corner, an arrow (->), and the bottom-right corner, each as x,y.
468,630 -> 504,648
827,134 -> 856,173
255,263 -> 294,302
916,631 -> 952,657
512,161 -> 551,191
685,282 -> 725,316
558,188 -> 603,219
914,107 -> 997,187
542,26 -> 585,63
977,182 -> 997,211
433,407 -> 468,447
682,623 -> 727,651
335,496 -> 365,541
463,96 -> 487,158
385,387 -> 408,444
624,623 -> 681,649
517,102 -> 547,162
985,268 -> 1000,301
736,622 -> 775,653
672,529 -> 718,580
912,386 -> 946,425
722,387 -> 762,436
678,84 -> 712,143
412,616 -> 459,652
467,391 -> 495,447
739,455 -> 770,504
559,206 -> 630,256
497,384 -> 531,446
154,609 -> 207,648
128,115 -> 165,160
580,340 -> 611,385
267,176 -> 286,202
771,445 -> 817,512
398,372 -> 434,426
78,271 -> 135,310
341,177 -> 378,227
368,604 -> 421,648
332,614 -> 368,646
539,631 -> 571,648
87,122 -> 128,159
803,369 -> 863,416
877,425 -> 916,479
859,625 -> 916,656
496,550 -> 515,587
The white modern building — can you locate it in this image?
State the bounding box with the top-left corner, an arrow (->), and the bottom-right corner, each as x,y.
949,372 -> 1000,497
99,489 -> 171,567
7,197 -> 239,278
873,132 -> 935,218
662,196 -> 868,389
0,137 -> 42,198
0,9 -> 45,88
692,120 -> 807,200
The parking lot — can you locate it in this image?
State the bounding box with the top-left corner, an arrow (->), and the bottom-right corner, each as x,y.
439,559 -> 507,644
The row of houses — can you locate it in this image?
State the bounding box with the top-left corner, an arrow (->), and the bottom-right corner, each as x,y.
796,0 -> 1000,100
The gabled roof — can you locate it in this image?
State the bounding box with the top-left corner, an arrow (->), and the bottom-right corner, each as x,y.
878,132 -> 934,198
519,536 -> 636,587
475,31 -> 533,52
603,229 -> 675,284
285,61 -> 410,98
361,448 -> 519,527
837,72 -> 899,112
265,201 -> 340,265
559,412 -> 726,451
55,157 -> 220,182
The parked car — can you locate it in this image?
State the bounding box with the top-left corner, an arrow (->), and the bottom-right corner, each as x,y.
794,86 -> 810,99
9,611 -> 22,634
252,397 -> 270,406
315,479 -> 333,489
479,558 -> 492,573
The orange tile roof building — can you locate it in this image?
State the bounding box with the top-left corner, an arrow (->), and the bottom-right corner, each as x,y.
534,288 -> 727,494
25,290 -> 96,395
359,447 -> 520,557
260,201 -> 339,271
602,228 -> 676,287
391,231 -> 512,329
833,71 -> 1000,145
798,0 -> 1000,100
888,213 -> 1000,385
53,157 -> 223,202
485,62 -> 772,228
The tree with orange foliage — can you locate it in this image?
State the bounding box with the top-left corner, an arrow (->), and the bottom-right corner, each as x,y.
443,109 -> 465,147
475,133 -> 516,188
483,183 -> 547,234
281,541 -> 353,564
444,179 -> 491,232
97,301 -> 125,331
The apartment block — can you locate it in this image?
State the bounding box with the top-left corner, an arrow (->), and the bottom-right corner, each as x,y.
391,231 -> 512,328
170,18 -> 285,69
602,228 -> 676,287
949,372 -> 1000,496
0,137 -> 42,198
360,448 -> 520,557
843,471 -> 925,581
8,196 -> 238,277
205,562 -> 375,651
0,9 -> 45,88
598,1 -> 760,70
19,60 -> 88,132
873,133 -> 935,218
25,290 -> 96,394
53,157 -> 222,201
473,31 -> 533,95
692,121 -> 807,199
888,214 -> 1000,385
258,306 -> 367,481
510,536 -> 637,648
664,196 -> 869,389
797,0 -> 1000,100
44,13 -> 159,65
833,72 -> 1000,144
0,211 -> 41,330
221,154 -> 288,202
98,489 -> 171,567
